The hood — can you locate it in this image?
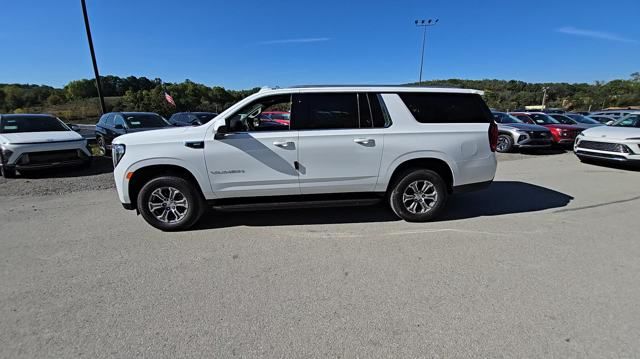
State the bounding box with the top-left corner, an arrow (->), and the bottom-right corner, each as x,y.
581,126 -> 640,140
499,123 -> 550,132
0,130 -> 83,145
113,126 -> 202,145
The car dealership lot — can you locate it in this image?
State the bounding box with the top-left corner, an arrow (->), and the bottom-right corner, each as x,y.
1,153 -> 639,358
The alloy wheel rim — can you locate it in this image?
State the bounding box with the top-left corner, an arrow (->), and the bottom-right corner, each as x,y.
402,180 -> 437,214
148,186 -> 189,223
497,136 -> 509,151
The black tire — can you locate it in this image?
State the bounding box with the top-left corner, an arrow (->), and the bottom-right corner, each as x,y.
389,169 -> 448,222
96,135 -> 107,157
137,176 -> 205,231
1,165 -> 16,178
496,134 -> 514,153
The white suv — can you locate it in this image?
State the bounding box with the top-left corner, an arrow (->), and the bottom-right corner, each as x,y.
112,86 -> 498,230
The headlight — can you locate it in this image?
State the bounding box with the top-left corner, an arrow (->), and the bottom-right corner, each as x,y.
112,144 -> 126,167
0,147 -> 13,163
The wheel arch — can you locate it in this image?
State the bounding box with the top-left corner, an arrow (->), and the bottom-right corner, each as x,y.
384,157 -> 455,193
128,164 -> 206,210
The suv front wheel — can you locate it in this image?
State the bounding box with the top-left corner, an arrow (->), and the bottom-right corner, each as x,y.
389,169 -> 448,222
137,176 -> 205,231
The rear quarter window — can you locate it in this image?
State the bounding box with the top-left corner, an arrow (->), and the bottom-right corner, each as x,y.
399,93 -> 492,124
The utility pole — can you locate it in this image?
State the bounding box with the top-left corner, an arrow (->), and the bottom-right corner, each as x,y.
541,87 -> 549,109
415,19 -> 439,84
80,0 -> 106,114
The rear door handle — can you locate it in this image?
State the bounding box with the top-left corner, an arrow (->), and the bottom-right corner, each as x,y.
353,138 -> 374,145
273,141 -> 294,148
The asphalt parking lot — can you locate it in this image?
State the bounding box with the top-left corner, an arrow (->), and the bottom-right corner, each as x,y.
1,152 -> 639,358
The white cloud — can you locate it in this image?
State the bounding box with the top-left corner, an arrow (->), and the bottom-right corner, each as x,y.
259,37 -> 330,45
556,26 -> 637,44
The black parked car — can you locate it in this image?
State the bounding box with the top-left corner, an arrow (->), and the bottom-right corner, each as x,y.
168,112 -> 218,126
95,112 -> 171,154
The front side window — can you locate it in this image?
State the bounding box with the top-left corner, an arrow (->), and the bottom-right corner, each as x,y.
0,116 -> 69,133
293,93 -> 359,130
399,93 -> 492,124
226,94 -> 292,132
124,114 -> 170,129
114,115 -> 126,128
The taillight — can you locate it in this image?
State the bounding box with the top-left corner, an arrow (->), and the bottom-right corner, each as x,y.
489,121 -> 498,152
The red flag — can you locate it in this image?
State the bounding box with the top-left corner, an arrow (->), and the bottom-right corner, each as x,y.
164,91 -> 176,106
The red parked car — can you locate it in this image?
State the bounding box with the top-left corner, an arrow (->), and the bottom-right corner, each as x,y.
509,112 -> 582,146
259,111 -> 290,125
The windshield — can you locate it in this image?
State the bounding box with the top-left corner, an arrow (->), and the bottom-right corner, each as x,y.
493,112 -> 522,124
612,114 -> 640,128
530,113 -> 560,125
567,114 -> 600,124
0,116 -> 69,133
124,114 -> 170,128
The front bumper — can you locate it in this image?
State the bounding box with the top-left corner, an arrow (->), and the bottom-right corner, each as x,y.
574,137 -> 640,164
575,150 -> 640,164
2,140 -> 91,168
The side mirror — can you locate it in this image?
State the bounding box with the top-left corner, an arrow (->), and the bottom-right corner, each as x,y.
214,125 -> 228,140
227,117 -> 246,132
68,124 -> 80,132
114,124 -> 124,130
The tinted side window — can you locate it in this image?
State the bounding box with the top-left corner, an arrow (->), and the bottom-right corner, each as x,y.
114,115 -> 126,127
399,93 -> 492,124
294,93 -> 359,130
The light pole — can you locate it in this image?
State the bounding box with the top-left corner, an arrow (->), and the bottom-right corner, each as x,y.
80,0 -> 106,114
415,18 -> 439,84
541,86 -> 549,109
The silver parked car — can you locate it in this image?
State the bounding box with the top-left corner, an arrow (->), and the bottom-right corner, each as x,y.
492,112 -> 553,152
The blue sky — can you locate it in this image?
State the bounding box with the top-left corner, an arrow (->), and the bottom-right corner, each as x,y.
1,0 -> 639,89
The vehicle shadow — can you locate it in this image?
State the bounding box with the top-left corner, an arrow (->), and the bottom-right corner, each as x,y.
438,181 -> 573,221
518,148 -> 567,156
578,159 -> 640,172
192,181 -> 573,230
17,156 -> 113,178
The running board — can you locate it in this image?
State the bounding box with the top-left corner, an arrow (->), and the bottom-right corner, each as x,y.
211,198 -> 382,212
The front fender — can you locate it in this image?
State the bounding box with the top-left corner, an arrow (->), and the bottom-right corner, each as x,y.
115,157 -> 213,204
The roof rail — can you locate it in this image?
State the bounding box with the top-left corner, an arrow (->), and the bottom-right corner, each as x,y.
289,84 -> 425,88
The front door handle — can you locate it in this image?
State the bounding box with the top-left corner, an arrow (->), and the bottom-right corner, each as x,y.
353,138 -> 374,145
273,141 -> 294,148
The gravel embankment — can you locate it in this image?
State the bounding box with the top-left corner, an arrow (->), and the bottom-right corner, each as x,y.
0,157 -> 114,197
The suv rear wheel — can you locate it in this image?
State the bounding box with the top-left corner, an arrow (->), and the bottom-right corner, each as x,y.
137,176 -> 205,231
389,169 -> 448,222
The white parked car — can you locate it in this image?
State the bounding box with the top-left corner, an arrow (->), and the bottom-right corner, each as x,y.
111,86 -> 498,230
574,112 -> 640,164
0,114 -> 91,178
